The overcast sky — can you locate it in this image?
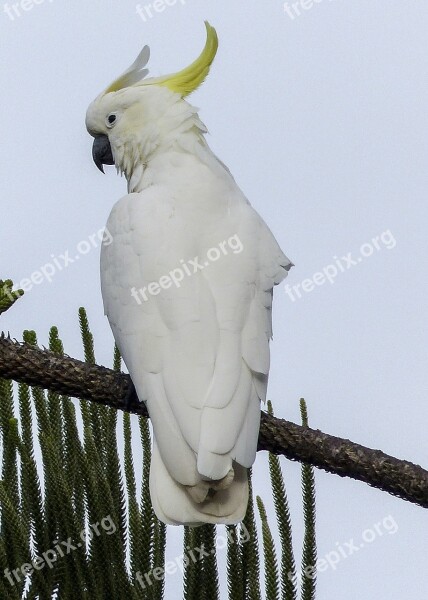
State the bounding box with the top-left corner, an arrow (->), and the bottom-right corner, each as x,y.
1,1 -> 427,598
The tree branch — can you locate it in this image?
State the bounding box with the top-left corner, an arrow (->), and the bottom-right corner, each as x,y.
0,333 -> 427,509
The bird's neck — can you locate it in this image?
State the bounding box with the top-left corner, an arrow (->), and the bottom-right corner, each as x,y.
126,126 -> 235,195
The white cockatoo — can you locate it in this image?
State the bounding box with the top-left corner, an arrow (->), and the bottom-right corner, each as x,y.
86,22 -> 292,526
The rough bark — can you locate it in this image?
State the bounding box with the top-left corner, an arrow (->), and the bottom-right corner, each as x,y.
0,333 -> 427,509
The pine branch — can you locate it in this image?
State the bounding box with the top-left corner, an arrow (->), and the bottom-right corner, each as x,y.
299,399 -> 317,600
241,469 -> 261,600
226,524 -> 243,600
0,335 -> 427,509
0,280 -> 23,316
256,496 -> 279,600
183,527 -> 198,600
200,525 -> 219,600
267,401 -> 297,600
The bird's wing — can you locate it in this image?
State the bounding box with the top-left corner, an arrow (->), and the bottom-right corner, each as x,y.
101,186 -> 291,489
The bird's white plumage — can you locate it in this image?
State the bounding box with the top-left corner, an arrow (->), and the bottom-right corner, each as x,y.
100,148 -> 291,524
87,26 -> 292,525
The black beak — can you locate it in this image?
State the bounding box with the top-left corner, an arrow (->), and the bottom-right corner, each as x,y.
92,135 -> 114,173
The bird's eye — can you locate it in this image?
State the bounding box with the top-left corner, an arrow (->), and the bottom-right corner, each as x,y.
106,113 -> 117,127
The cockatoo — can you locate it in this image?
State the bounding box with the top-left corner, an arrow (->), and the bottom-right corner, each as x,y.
86,22 -> 292,526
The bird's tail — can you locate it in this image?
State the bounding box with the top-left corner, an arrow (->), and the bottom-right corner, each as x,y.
149,439 -> 248,526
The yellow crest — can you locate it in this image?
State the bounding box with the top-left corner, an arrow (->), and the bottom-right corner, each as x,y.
103,22 -> 218,97
155,21 -> 218,97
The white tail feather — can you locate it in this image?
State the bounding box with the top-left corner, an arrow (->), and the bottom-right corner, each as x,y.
150,440 -> 248,526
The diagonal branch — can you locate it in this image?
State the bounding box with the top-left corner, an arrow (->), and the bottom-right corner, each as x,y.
0,333 -> 427,509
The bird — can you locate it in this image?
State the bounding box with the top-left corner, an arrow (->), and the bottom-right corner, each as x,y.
85,22 -> 292,526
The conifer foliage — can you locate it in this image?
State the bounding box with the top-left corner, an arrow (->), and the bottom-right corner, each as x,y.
0,286 -> 317,599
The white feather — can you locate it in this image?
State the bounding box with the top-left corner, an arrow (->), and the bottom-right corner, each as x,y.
92,84 -> 292,526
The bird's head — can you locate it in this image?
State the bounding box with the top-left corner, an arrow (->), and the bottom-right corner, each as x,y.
85,22 -> 218,184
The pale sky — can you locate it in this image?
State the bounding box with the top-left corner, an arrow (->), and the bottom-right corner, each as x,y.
1,1 -> 427,598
